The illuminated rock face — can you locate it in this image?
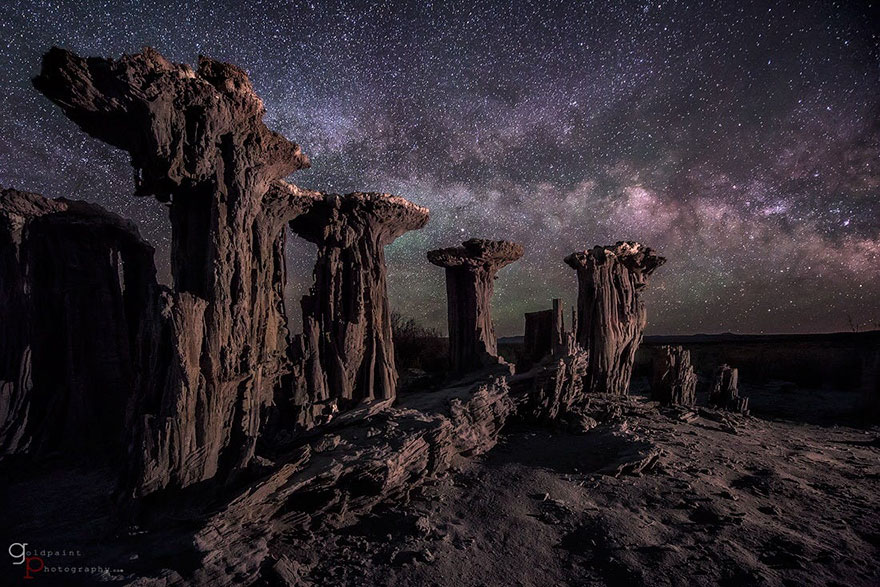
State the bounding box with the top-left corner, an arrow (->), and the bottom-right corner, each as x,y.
32,47 -> 430,496
34,47 -> 313,495
428,239 -> 524,374
565,242 -> 665,396
0,188 -> 158,458
286,191 -> 429,427
651,345 -> 697,407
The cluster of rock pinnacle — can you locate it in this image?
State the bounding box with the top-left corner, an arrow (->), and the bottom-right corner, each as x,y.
1,47 -> 668,509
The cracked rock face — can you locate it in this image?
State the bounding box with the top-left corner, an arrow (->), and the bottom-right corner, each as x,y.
0,188 -> 158,458
565,242 -> 665,396
285,191 -> 429,427
427,239 -> 524,373
651,345 -> 697,407
34,47 -> 315,495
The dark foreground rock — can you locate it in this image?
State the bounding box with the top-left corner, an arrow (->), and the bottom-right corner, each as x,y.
0,188 -> 158,458
33,46 -> 314,496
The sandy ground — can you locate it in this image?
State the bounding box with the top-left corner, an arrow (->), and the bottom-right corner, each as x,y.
278,386 -> 880,586
2,384 -> 878,586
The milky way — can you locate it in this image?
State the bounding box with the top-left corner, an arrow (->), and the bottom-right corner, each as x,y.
1,0 -> 878,335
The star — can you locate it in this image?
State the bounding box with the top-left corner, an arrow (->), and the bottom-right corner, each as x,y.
1,0 -> 877,335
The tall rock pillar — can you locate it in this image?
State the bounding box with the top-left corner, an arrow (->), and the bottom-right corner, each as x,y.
427,239 -> 524,373
287,192 -> 429,426
565,242 -> 665,395
34,47 -> 313,495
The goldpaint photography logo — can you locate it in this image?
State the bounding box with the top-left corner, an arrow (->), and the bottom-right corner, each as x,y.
7,542 -> 121,581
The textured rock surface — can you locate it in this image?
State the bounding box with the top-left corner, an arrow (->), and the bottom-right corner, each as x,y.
34,47 -> 313,495
565,242 -> 665,395
285,192 -> 429,428
650,345 -> 697,407
516,349 -> 591,425
427,239 -> 524,373
0,188 -> 157,457
131,378 -> 513,585
710,364 -> 749,414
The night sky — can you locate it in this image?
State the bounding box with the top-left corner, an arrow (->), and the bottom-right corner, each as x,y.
1,1 -> 878,336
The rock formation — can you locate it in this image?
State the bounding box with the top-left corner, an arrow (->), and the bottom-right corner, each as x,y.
284,191 -> 429,428
131,377 -> 513,585
517,348 -> 591,425
427,239 -> 524,373
710,364 -> 749,414
33,47 -> 316,495
650,345 -> 697,407
523,299 -> 566,366
30,47 -> 432,497
565,242 -> 665,395
0,188 -> 157,457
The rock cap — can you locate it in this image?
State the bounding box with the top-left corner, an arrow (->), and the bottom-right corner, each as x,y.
427,238 -> 524,270
564,241 -> 665,281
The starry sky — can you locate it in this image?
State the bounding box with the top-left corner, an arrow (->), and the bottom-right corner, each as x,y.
1,0 -> 878,336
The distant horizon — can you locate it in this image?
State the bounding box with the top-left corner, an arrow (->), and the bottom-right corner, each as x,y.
496,329 -> 880,341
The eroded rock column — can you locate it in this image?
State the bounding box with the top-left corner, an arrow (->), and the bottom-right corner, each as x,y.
651,345 -> 697,407
427,239 -> 524,373
710,364 -> 749,414
0,188 -> 158,458
34,47 -> 312,495
286,192 -> 429,426
565,242 -> 665,395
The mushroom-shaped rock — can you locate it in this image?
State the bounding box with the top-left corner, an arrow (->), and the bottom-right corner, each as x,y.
286,192 -> 429,425
651,346 -> 697,407
427,239 -> 524,374
565,242 -> 665,395
0,188 -> 158,458
33,47 -> 314,496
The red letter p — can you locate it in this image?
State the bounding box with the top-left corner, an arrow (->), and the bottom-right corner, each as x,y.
23,556 -> 44,579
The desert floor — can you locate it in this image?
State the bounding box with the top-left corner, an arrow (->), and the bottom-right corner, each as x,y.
3,383 -> 878,586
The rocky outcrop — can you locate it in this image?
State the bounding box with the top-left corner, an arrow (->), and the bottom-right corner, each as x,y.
284,191 -> 429,428
517,349 -> 591,426
0,188 -> 158,458
34,47 -> 313,495
427,239 -> 524,373
134,378 -> 513,585
709,364 -> 749,414
650,346 -> 697,407
564,242 -> 665,396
